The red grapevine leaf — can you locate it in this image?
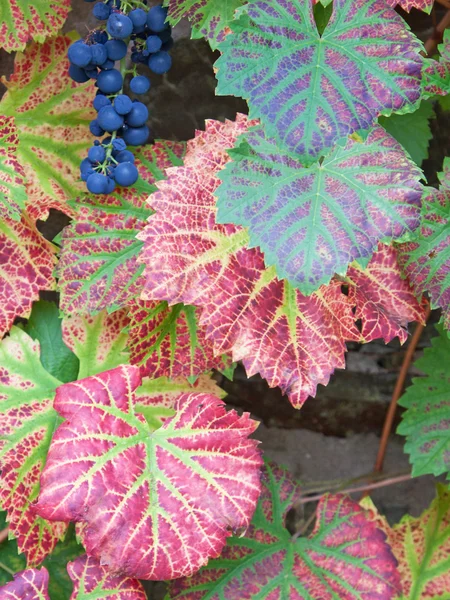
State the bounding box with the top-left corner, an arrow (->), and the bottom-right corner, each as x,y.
35,365 -> 262,580
0,215 -> 56,339
0,116 -> 27,220
169,463 -> 401,600
386,0 -> 433,12
0,35 -> 95,220
0,568 -> 50,600
0,328 -> 67,567
347,244 -> 427,344
67,555 -> 146,599
128,300 -> 233,379
0,0 -> 70,53
58,141 -> 185,315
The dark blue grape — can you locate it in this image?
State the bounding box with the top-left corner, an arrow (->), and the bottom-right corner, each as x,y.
116,149 -> 135,163
92,30 -> 108,44
129,8 -> 147,28
97,106 -> 124,132
100,59 -> 115,70
69,64 -> 90,83
147,5 -> 168,32
130,75 -> 150,94
114,94 -> 133,115
93,94 -> 111,111
157,27 -> 171,43
123,124 -> 150,146
80,157 -> 93,173
148,50 -> 171,74
91,43 -> 108,65
115,162 -> 139,186
105,176 -> 116,193
107,13 -> 133,39
133,25 -> 146,34
88,145 -> 106,163
131,52 -> 146,64
146,35 -> 162,53
112,138 -> 126,151
90,119 -> 105,136
68,42 -> 92,67
97,68 -> 123,93
87,172 -> 109,194
85,68 -> 99,79
161,38 -> 174,52
93,2 -> 111,19
125,102 -> 148,127
105,39 -> 128,60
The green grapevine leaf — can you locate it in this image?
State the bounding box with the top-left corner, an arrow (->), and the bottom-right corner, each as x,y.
35,365 -> 262,580
57,141 -> 185,315
0,116 -> 27,220
0,512 -> 26,587
24,301 -> 79,383
216,125 -> 423,294
215,0 -> 424,162
164,0 -> 244,49
379,101 -> 434,167
0,0 -> 70,53
423,30 -> 450,98
398,324 -> 450,479
0,34 -> 95,220
169,462 -> 401,599
0,327 -> 67,566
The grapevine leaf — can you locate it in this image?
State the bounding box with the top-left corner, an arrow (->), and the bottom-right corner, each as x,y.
346,244 -> 427,344
0,116 -> 27,220
0,0 -> 70,53
423,30 -> 450,98
35,365 -> 262,580
363,486 -> 450,600
398,161 -> 450,331
128,300 -> 233,380
24,301 -> 79,383
379,100 -> 434,167
0,35 -> 95,220
169,462 -> 401,600
216,124 -> 423,293
397,324 -> 450,479
0,328 -> 67,566
0,568 -> 50,600
57,141 -> 185,315
164,0 -> 244,49
386,0 -> 433,12
215,0 -> 424,162
67,555 -> 146,600
0,216 -> 56,339
61,309 -> 129,379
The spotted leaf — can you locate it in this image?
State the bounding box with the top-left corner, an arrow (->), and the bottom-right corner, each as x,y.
215,0 -> 424,162
0,34 -> 95,220
423,30 -> 450,98
0,568 -> 50,600
386,0 -> 433,12
67,555 -> 146,599
0,328 -> 67,567
164,0 -> 244,49
0,116 -> 27,220
61,310 -> 129,379
0,0 -> 70,53
216,125 -> 423,293
57,141 -> 185,315
35,365 -> 262,580
397,324 -> 450,479
128,300 -> 233,380
169,462 -> 401,600
0,216 -> 56,339
398,160 -> 450,331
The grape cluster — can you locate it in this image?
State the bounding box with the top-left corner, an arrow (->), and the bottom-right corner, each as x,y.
68,1 -> 173,194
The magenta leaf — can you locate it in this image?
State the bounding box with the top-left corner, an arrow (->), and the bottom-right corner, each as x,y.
0,568 -> 50,600
215,0 -> 424,162
169,462 -> 401,600
35,365 -> 262,580
216,124 -> 423,293
386,0 -> 433,12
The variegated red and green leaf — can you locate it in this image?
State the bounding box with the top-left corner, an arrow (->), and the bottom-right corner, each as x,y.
0,216 -> 56,339
386,0 -> 433,12
169,462 -> 401,600
215,0 -> 424,162
0,328 -> 67,567
67,555 -> 146,600
423,30 -> 450,98
0,568 -> 50,600
398,160 -> 450,331
216,125 -> 423,294
164,0 -> 244,49
57,141 -> 185,315
0,116 -> 27,220
0,34 -> 95,221
128,300 -> 234,380
0,0 -> 70,53
61,309 -> 129,379
35,365 -> 262,580
363,486 -> 450,600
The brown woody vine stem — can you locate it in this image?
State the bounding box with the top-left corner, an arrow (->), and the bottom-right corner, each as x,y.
425,7 -> 450,55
